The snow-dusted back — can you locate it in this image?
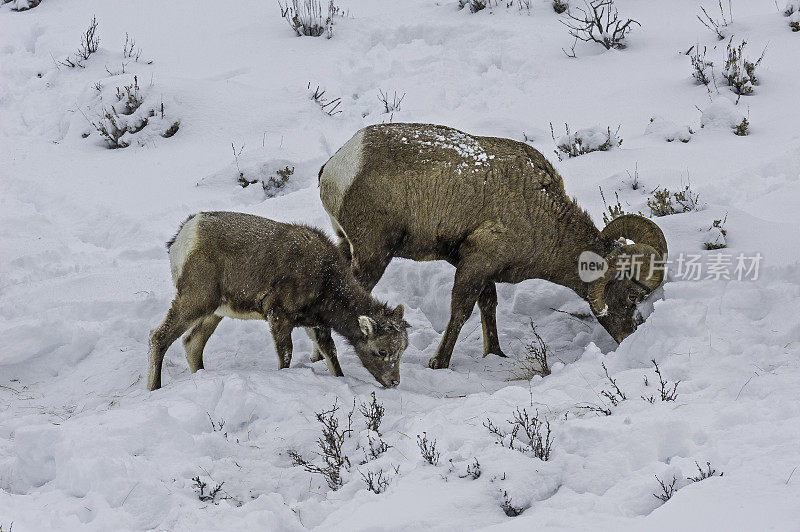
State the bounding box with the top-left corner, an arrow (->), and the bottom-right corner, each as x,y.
395,123 -> 497,168
1,0 -> 799,530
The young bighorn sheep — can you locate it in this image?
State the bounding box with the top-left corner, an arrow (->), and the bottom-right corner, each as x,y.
319,123 -> 667,369
147,211 -> 409,390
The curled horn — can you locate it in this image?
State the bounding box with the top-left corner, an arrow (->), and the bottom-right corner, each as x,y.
600,214 -> 668,258
588,216 -> 668,315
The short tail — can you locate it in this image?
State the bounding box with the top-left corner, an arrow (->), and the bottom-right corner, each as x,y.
317,162 -> 326,186
166,214 -> 197,250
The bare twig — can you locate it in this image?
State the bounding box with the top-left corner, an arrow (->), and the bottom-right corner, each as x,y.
378,89 -> 405,114
279,0 -> 336,38
360,467 -> 396,493
485,408 -> 552,460
288,400 -> 352,490
561,0 -> 640,51
653,474 -> 677,502
360,391 -> 385,434
123,32 -> 142,61
697,0 -> 731,40
651,359 -> 679,401
688,461 -> 723,482
308,82 -> 343,116
417,432 -> 440,465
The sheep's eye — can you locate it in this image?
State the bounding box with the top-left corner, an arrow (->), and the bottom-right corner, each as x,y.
627,294 -> 638,303
379,349 -> 388,358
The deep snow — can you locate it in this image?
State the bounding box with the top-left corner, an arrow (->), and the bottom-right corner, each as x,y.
1,0 -> 799,530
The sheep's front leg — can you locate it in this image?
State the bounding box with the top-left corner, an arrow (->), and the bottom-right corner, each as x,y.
430,225 -> 504,369
269,314 -> 294,369
306,327 -> 326,362
428,267 -> 485,370
306,327 -> 343,377
477,283 -> 507,359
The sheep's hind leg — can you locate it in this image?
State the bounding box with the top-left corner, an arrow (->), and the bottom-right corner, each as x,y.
335,234 -> 352,264
352,251 -> 393,292
348,234 -> 395,292
477,283 -> 507,358
269,314 -> 294,370
148,293 -> 216,390
306,327 -> 343,377
183,314 -> 223,373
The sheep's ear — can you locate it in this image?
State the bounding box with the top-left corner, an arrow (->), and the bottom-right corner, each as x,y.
359,316 -> 376,337
394,304 -> 405,319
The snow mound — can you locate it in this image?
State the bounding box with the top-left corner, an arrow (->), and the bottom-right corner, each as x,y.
2,0 -> 41,11
645,116 -> 692,143
77,75 -> 180,149
700,97 -> 746,131
703,218 -> 728,250
554,124 -> 622,160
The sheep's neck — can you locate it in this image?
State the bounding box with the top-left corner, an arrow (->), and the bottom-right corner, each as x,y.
320,275 -> 378,345
534,210 -> 611,302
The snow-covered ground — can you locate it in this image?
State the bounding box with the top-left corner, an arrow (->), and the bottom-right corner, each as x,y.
1,0 -> 799,529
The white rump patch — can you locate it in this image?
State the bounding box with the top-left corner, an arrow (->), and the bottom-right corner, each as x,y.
168,214 -> 202,283
319,129 -> 365,218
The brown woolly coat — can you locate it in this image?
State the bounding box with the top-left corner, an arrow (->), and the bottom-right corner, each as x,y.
322,123 -> 613,296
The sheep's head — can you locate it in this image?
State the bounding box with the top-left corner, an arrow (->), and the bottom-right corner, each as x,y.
353,304 -> 409,387
587,215 -> 668,344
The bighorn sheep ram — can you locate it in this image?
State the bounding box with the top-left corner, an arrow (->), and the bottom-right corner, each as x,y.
147,211 -> 409,390
319,123 -> 667,369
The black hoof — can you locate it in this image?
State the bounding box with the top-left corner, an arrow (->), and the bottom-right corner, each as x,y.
428,356 -> 449,369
